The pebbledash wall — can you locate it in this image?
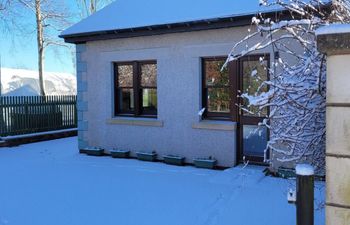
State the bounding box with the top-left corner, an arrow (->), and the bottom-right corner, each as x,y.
76,26 -> 282,167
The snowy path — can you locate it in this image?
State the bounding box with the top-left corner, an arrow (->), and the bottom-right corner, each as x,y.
0,138 -> 325,225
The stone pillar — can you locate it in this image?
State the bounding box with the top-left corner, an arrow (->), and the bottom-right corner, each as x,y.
317,27 -> 350,225
76,44 -> 89,150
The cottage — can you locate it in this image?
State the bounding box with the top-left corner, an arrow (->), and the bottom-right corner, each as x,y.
60,0 -> 293,167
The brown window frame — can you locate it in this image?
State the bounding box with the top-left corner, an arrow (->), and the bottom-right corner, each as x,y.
114,60 -> 157,118
202,57 -> 237,121
202,54 -> 270,121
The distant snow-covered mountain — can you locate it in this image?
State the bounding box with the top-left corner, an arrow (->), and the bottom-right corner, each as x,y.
0,68 -> 77,96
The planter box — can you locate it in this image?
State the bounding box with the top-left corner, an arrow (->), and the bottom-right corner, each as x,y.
136,152 -> 157,162
110,150 -> 130,158
193,158 -> 217,169
79,149 -> 87,154
163,155 -> 185,166
83,147 -> 104,156
277,167 -> 296,178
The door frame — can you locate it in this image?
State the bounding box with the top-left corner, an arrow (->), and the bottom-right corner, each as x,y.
199,54 -> 270,165
235,54 -> 270,165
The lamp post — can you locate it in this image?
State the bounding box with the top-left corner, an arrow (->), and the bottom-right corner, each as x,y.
288,164 -> 315,225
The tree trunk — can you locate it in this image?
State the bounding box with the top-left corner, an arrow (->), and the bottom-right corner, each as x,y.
35,0 -> 45,96
90,0 -> 95,14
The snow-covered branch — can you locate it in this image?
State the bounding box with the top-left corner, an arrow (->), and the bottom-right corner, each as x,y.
230,0 -> 350,174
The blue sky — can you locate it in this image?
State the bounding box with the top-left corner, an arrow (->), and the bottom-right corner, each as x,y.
0,0 -> 270,75
0,1 -> 81,74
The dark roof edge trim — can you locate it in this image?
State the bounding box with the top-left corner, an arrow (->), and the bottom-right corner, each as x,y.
61,11 -> 286,44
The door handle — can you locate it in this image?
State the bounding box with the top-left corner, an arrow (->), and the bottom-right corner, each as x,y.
238,103 -> 243,116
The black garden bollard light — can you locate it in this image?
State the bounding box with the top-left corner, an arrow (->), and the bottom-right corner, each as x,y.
288,164 -> 315,225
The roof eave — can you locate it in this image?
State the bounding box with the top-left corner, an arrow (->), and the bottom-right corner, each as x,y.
59,13 -> 267,44
60,10 -> 293,44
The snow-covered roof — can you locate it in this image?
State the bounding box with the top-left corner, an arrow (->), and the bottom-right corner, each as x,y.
316,24 -> 350,36
61,0 -> 280,38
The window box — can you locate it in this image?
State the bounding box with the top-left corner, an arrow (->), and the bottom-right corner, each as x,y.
136,151 -> 157,162
82,147 -> 104,156
277,167 -> 296,178
110,149 -> 130,158
193,158 -> 217,169
163,155 -> 185,166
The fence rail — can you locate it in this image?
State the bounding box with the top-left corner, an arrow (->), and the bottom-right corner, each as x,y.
0,95 -> 77,137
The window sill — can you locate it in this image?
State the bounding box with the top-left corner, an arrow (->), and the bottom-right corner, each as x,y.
192,120 -> 237,131
107,117 -> 164,127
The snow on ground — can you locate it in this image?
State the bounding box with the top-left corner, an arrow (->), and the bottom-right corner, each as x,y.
0,137 -> 325,225
0,68 -> 76,96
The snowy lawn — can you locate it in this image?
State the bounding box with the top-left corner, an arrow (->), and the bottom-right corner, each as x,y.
0,137 -> 325,225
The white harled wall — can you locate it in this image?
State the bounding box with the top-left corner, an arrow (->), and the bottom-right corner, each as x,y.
78,26 -> 277,167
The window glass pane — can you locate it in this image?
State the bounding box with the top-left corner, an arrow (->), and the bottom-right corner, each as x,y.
141,63 -> 157,87
142,89 -> 157,113
205,59 -> 229,86
207,88 -> 230,113
243,125 -> 268,157
118,88 -> 134,112
242,59 -> 268,116
118,65 -> 133,87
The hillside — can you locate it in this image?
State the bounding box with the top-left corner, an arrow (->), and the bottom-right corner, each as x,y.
0,68 -> 77,96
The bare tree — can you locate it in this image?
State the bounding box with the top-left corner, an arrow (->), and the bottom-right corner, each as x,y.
13,0 -> 71,96
0,0 -> 13,26
227,0 -> 350,174
0,0 -> 11,11
77,0 -> 113,18
35,0 -> 45,96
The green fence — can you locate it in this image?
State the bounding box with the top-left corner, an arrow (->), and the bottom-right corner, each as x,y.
0,95 -> 77,137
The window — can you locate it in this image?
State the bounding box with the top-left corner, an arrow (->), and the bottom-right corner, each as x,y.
240,57 -> 269,117
114,61 -> 157,117
202,57 -> 234,120
202,55 -> 269,120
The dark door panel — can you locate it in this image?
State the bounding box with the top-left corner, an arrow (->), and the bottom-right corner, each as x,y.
237,55 -> 270,164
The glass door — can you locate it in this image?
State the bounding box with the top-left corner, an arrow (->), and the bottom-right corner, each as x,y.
238,55 -> 269,163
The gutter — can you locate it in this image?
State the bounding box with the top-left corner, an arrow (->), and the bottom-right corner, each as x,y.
60,0 -> 332,44
60,10 -> 287,44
